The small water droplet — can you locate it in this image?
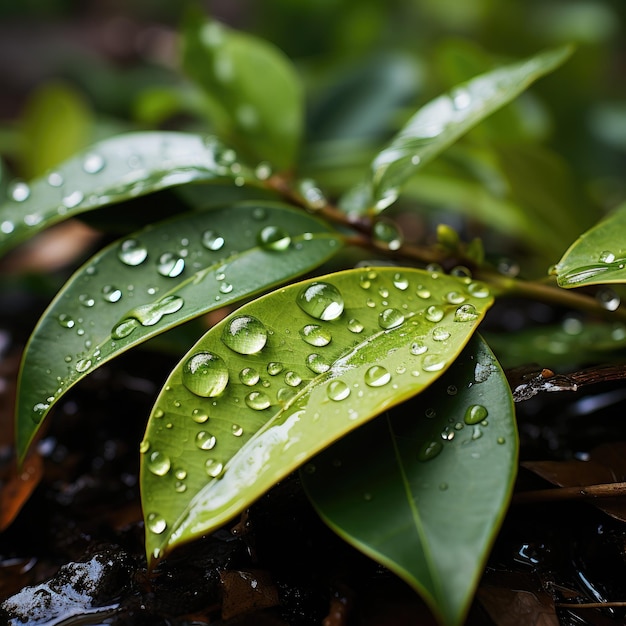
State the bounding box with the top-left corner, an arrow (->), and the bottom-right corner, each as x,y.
182,352 -> 229,397
464,404 -> 488,425
147,451 -> 171,476
9,181 -> 30,202
222,315 -> 268,354
425,305 -> 444,323
284,371 -> 302,387
497,258 -> 520,277
452,87 -> 471,110
191,408 -> 209,423
446,385 -> 457,396
347,318 -> 364,333
158,252 -> 185,278
62,190 -> 84,208
393,273 -> 409,290
58,313 -> 75,329
297,179 -> 326,210
83,153 -> 105,174
410,340 -> 428,355
201,230 -> 225,251
267,362 -> 283,376
378,308 -> 404,329
454,303 -> 479,322
364,365 -> 391,387
75,358 -> 92,373
445,291 -> 466,304
372,219 -> 402,250
0,220 -> 14,234
78,293 -> 95,308
300,324 -> 332,347
102,285 -> 122,303
258,225 -> 291,251
416,287 -> 431,299
596,287 -> 620,311
111,318 -> 140,339
118,239 -> 148,266
327,380 -> 350,401
450,265 -> 472,279
255,162 -> 272,180
467,282 -> 490,298
195,431 -> 217,450
245,391 -> 271,410
240,367 -> 260,386
359,274 -> 372,289
306,353 -> 330,374
175,481 -> 187,493
231,424 -> 244,437
297,282 -> 344,321
600,250 -> 616,263
422,354 -> 446,372
497,436 -> 506,445
205,458 -> 224,478
147,513 -> 167,534
154,408 -> 164,418
418,440 -> 443,461
139,440 -> 150,454
366,298 -> 376,308
378,287 -> 389,298
432,327 -> 450,341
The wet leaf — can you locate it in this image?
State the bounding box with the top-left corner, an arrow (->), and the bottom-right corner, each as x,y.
0,132 -> 258,256
302,335 -> 517,626
340,46 -> 572,214
478,587 -> 559,626
182,11 -> 303,170
553,201 -> 626,287
140,268 -> 493,562
15,202 -> 342,459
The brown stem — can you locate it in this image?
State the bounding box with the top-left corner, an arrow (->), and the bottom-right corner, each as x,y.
556,601 -> 626,609
513,481 -> 626,504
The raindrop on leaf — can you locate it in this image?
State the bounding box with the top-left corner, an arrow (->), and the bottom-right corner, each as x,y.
182,352 -> 229,397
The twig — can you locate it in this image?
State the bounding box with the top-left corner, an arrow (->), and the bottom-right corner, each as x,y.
556,601 -> 626,609
513,481 -> 626,504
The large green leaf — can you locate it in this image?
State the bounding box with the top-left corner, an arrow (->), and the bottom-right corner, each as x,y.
16,202 -> 342,459
0,131 -> 260,256
182,11 -> 303,170
140,267 -> 494,562
552,201 -> 626,287
340,46 -> 572,214
302,334 -> 517,626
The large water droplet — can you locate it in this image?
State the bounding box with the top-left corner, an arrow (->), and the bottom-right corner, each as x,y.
297,282 -> 344,321
422,354 -> 446,372
464,404 -> 488,425
300,324 -> 332,347
83,153 -> 105,174
372,219 -> 402,250
147,513 -> 167,534
285,371 -> 302,387
245,391 -> 271,410
378,308 -> 404,329
195,431 -> 217,450
158,252 -> 185,278
9,181 -> 30,202
347,319 -> 364,333
182,352 -> 229,397
239,367 -> 260,386
147,451 -> 171,476
202,230 -> 225,251
306,353 -> 330,374
222,315 -> 268,354
205,459 -> 224,478
327,380 -> 350,401
425,305 -> 444,322
364,365 -> 391,387
258,225 -> 291,251
454,304 -> 479,322
118,239 -> 148,266
102,285 -> 122,303
418,440 -> 443,462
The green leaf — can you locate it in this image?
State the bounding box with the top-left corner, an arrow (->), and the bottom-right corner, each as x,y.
140,268 -> 494,563
182,11 -> 303,170
340,46 -> 572,214
552,201 -> 626,287
302,334 -> 517,626
0,131 -> 259,257
15,202 -> 342,459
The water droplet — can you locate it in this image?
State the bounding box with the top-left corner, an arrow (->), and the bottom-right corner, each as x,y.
372,219 -> 402,250
75,358 -> 92,373
327,380 -> 350,401
58,313 -> 75,329
347,319 -> 364,333
452,87 -> 471,110
255,162 -> 272,180
452,303 -> 479,323
467,282 -> 490,298
191,408 -> 209,423
267,362 -> 283,376
300,324 -> 332,347
416,287 -> 431,299
154,408 -> 164,418
23,213 -> 42,226
158,252 -> 185,278
231,424 -> 244,437
450,265 -> 472,279
497,437 -> 506,445
445,291 -> 465,304
205,459 -> 224,478
239,367 -> 260,386
425,305 -> 444,322
147,451 -> 171,476
258,225 -> 291,251
410,340 -> 428,355
222,315 -> 268,354
306,353 -> 330,374
297,282 -> 344,321
418,440 -> 443,461
364,365 -> 391,387
359,274 -> 372,289
9,181 -> 30,202
83,153 -> 105,174
78,293 -> 95,308
62,190 -> 84,209
600,250 -> 616,263
446,385 -> 457,396
199,229 -> 225,252
102,285 -> 122,303
432,327 -> 450,341
0,220 -> 14,234
111,318 -> 140,339
245,391 -> 271,410
596,288 -> 620,311
366,298 -> 376,308
139,440 -> 150,454
379,308 -> 404,329
425,408 -> 436,419
118,239 -> 148,266
297,179 -> 326,210
195,431 -> 217,450
284,371 -> 302,387
175,481 -> 187,493
422,354 -> 446,372
393,273 -> 409,290
464,404 -> 488,425
497,258 -> 520,277
182,352 -> 229,397
378,287 -> 389,298
147,513 -> 167,534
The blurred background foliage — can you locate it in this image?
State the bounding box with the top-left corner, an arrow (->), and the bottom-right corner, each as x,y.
1,0 -> 626,273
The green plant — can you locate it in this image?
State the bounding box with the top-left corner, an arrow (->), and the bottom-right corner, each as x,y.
3,11 -> 626,626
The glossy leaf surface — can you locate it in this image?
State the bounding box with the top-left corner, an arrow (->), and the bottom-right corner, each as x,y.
340,46 -> 571,214
140,268 -> 494,562
16,202 -> 342,458
182,11 -> 303,170
0,132 -> 258,256
302,334 -> 517,626
552,201 -> 626,287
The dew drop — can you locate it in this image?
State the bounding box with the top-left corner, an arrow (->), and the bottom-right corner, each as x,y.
454,303 -> 479,322
147,513 -> 167,534
596,287 -> 620,311
300,324 -> 332,347
364,365 -> 391,387
139,440 -> 150,454
111,318 -> 139,339
372,219 -> 402,250
359,275 -> 371,289
379,308 -> 404,329
205,459 -> 224,478
452,87 -> 471,110
464,404 -> 488,425
157,252 -> 185,278
58,313 -> 75,329
267,362 -> 283,376
191,408 -> 209,423
62,190 -> 84,208
497,437 -> 506,445
78,293 -> 95,308
432,327 -> 450,341
347,318 -> 364,333
182,352 -> 229,397
297,282 -> 344,321
410,340 -> 428,355
600,250 -> 616,263
425,305 -> 444,323
285,371 -> 302,387
147,451 -> 171,476
83,153 -> 105,174
366,298 -> 376,308
195,431 -> 217,450
9,181 -> 30,202
239,367 -> 260,386
258,225 -> 291,251
450,265 -> 472,279
425,408 -> 436,419
297,179 -> 326,210
118,239 -> 148,266
422,354 -> 446,372
245,391 -> 271,410
231,424 -> 244,437
416,287 -> 431,299
175,481 -> 187,493
0,220 -> 14,234
102,285 -> 122,303
418,440 -> 443,462
467,281 -> 490,298
306,353 -> 330,374
75,358 -> 92,373
255,162 -> 272,180
327,380 -> 350,401
219,282 -> 233,294
393,273 -> 409,290
446,385 -> 457,396
445,291 -> 466,304
201,230 -> 225,251
47,171 -> 64,187
154,408 -> 164,418
378,287 -> 389,298
222,315 -> 268,354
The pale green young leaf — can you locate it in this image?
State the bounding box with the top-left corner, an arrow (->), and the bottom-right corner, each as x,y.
302,334 -> 517,626
15,202 -> 342,459
0,132 -> 258,256
140,268 -> 494,562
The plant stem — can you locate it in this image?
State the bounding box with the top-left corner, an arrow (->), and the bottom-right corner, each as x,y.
513,481 -> 626,504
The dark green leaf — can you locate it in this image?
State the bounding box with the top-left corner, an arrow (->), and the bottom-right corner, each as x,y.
0,132 -> 259,257
302,334 -> 517,626
139,268 -> 494,562
182,11 -> 303,170
15,202 -> 342,459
